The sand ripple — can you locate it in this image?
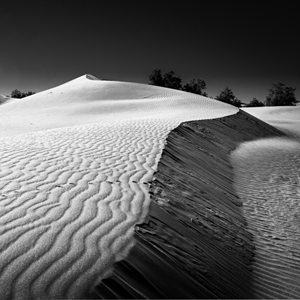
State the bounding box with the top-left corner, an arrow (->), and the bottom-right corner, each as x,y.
232,137 -> 300,298
0,86 -> 236,299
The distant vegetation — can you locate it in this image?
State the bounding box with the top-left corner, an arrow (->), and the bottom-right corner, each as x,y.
148,69 -> 240,107
11,89 -> 35,98
148,69 -> 298,107
215,87 -> 242,107
149,69 -> 207,96
247,98 -> 264,107
265,82 -> 297,106
183,79 -> 208,97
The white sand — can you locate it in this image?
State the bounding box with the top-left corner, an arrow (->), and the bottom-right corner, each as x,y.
243,106 -> 300,138
0,75 -> 237,299
233,107 -> 300,298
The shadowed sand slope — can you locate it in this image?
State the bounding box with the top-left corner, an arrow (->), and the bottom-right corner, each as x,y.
92,110 -> 289,299
0,75 -> 238,299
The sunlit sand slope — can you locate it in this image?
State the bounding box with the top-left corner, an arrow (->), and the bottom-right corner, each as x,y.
0,75 -> 237,299
0,75 -> 237,138
243,106 -> 300,139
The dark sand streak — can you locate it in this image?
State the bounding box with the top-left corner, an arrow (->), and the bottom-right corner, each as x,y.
90,110 -> 289,299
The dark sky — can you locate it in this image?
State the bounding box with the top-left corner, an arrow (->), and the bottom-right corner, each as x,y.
1,1 -> 299,103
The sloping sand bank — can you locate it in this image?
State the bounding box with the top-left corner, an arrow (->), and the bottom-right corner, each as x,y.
243,106 -> 300,140
92,110 -> 294,299
0,95 -> 10,105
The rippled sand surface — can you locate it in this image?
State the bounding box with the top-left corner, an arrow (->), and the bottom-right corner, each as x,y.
0,75 -> 237,299
232,137 -> 300,298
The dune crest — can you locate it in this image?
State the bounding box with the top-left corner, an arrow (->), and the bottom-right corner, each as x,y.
85,74 -> 100,80
0,76 -> 237,299
0,75 -> 237,138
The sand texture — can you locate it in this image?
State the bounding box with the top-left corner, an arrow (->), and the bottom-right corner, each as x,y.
243,106 -> 300,140
240,107 -> 300,297
232,138 -> 300,298
0,75 -> 237,299
92,110 -> 299,299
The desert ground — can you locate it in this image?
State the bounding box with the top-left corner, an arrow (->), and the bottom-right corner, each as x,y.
0,75 -> 299,299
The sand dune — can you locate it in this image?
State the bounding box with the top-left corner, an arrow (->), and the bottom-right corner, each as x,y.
243,106 -> 300,139
91,110 -> 300,299
0,75 -> 237,299
3,76 -> 298,299
92,111 -> 296,299
0,75 -> 237,138
231,106 -> 300,298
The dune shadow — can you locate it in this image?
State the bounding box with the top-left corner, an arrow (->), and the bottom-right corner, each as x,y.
90,110 -> 285,299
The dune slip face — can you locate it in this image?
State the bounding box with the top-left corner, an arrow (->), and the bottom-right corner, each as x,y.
0,75 -> 237,299
92,110 -> 288,299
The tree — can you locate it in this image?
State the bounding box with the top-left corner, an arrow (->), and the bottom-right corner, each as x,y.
231,98 -> 242,107
182,78 -> 208,96
11,89 -> 23,98
25,91 -> 35,97
149,69 -> 210,95
162,70 -> 182,90
11,89 -> 35,98
265,82 -> 297,106
215,87 -> 241,107
247,98 -> 264,107
216,87 -> 235,104
148,69 -> 182,90
148,68 -> 165,87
